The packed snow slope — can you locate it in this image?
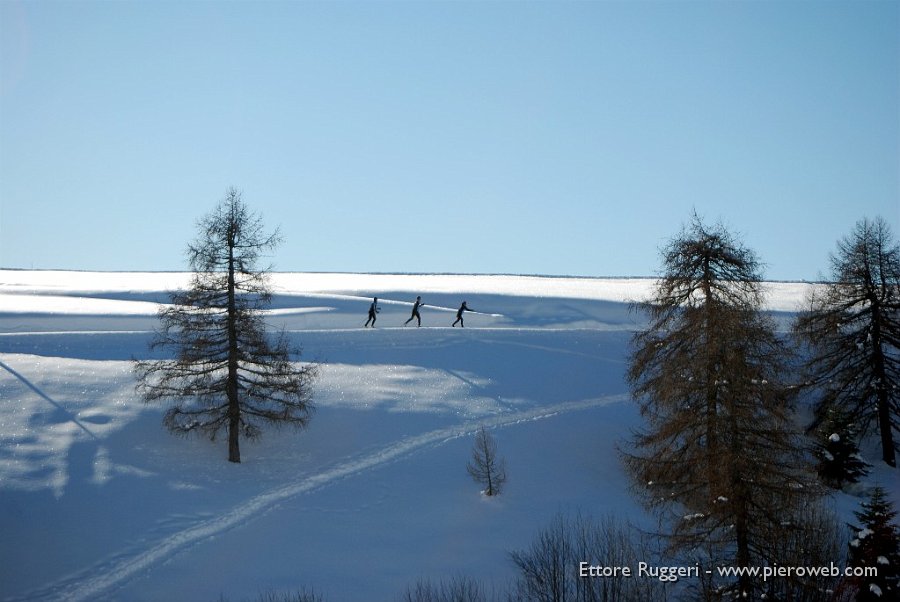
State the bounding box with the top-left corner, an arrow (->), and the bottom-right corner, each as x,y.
0,270 -> 871,602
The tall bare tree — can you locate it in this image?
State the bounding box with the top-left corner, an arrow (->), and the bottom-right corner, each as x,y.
624,214 -> 820,598
466,425 -> 506,496
135,188 -> 317,463
795,216 -> 900,467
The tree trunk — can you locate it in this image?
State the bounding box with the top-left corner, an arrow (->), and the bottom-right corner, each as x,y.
226,228 -> 241,464
876,391 -> 895,467
486,459 -> 494,497
729,419 -> 753,597
701,259 -> 719,473
870,305 -> 896,467
734,510 -> 752,597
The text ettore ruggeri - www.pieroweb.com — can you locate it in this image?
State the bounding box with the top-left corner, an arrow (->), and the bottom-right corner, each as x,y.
578,561 -> 878,583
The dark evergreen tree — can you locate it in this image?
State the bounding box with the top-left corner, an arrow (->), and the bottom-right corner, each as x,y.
134,189 -> 317,463
814,407 -> 871,489
624,214 -> 822,599
795,217 -> 900,467
847,486 -> 900,601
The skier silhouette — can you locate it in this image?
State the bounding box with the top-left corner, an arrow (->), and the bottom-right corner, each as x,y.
364,297 -> 380,328
452,301 -> 470,327
404,296 -> 424,327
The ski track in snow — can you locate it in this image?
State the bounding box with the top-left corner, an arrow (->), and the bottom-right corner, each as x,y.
10,393 -> 628,602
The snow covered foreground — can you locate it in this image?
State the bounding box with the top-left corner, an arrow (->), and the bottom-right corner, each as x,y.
0,271 -> 821,601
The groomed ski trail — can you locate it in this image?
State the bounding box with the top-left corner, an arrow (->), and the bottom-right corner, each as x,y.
12,393 -> 628,602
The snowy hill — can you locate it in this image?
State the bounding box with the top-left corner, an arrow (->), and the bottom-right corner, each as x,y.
3,270 -> 886,601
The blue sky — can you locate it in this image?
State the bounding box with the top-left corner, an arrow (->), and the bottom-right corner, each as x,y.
1,0 -> 897,280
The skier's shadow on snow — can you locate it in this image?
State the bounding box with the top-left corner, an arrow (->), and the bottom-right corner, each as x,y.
443,368 -> 518,412
0,359 -> 98,440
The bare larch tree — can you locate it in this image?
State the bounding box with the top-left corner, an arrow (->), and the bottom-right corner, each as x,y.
624,214 -> 821,599
795,216 -> 900,468
467,425 -> 507,496
134,188 -> 317,463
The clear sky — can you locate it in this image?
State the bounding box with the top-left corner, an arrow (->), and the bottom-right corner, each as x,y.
1,0 -> 897,280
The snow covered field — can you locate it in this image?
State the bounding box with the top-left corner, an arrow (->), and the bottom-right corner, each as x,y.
1,270 -> 889,601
